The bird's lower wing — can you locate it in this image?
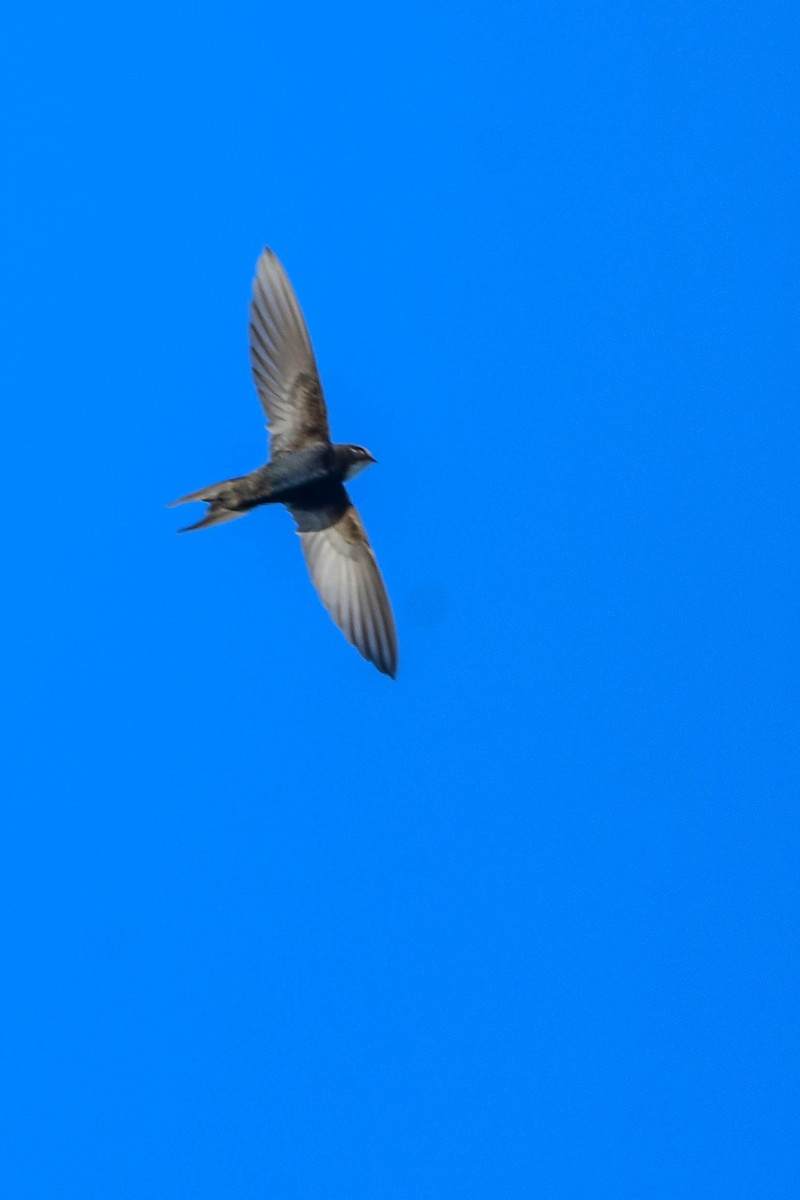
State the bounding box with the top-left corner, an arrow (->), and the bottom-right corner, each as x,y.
289,488 -> 398,678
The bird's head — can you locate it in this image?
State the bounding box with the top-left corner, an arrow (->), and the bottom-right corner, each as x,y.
339,444 -> 377,481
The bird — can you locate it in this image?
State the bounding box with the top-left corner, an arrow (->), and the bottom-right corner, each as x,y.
170,247 -> 398,678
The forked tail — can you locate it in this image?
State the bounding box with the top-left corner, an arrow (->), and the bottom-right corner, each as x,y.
168,477 -> 248,533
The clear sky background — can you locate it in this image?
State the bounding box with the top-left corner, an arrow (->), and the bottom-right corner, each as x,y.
2,2 -> 798,1197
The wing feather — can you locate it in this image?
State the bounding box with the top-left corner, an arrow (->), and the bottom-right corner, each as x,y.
248,248 -> 332,456
291,491 -> 398,678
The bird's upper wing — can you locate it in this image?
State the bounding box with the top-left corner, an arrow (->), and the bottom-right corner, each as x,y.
248,248 -> 332,457
288,485 -> 398,678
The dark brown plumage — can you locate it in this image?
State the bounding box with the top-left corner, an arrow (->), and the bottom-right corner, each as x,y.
171,248 -> 398,678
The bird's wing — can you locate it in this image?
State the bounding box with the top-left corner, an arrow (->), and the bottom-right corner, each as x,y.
289,486 -> 398,678
248,248 -> 332,456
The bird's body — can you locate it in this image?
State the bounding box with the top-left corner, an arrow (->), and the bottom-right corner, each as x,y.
171,249 -> 398,678
177,443 -> 372,520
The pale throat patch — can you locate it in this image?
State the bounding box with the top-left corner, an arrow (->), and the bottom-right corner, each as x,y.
344,459 -> 373,481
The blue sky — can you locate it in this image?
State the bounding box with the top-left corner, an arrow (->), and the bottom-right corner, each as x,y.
2,2 -> 798,1196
